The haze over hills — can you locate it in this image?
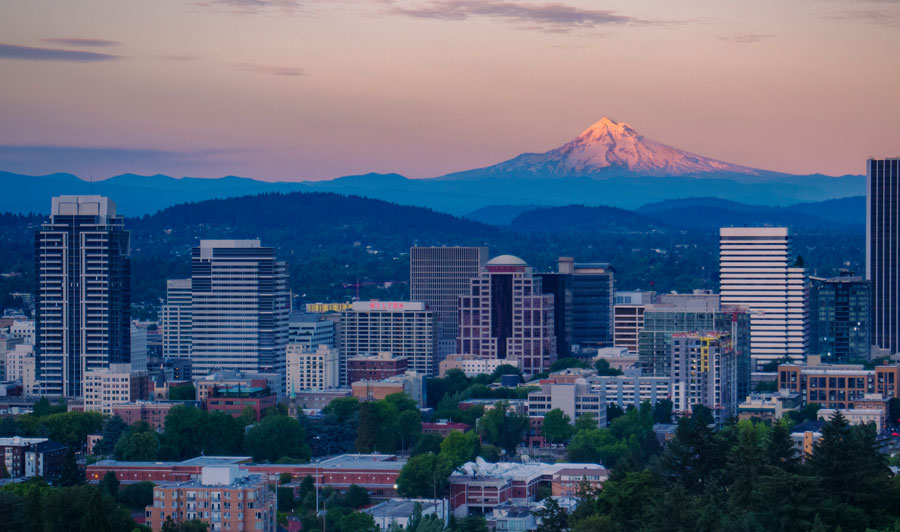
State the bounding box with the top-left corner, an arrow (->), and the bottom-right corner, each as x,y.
0,117 -> 866,215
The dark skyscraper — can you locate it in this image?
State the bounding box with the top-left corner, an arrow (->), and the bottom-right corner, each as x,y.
564,259 -> 616,350
808,273 -> 870,363
868,158 -> 900,354
410,246 -> 488,358
35,196 -> 131,397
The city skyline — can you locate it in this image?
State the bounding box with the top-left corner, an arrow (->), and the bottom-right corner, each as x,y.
2,1 -> 899,181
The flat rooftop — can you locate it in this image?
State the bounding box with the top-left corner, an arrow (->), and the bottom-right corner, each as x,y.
364,498 -> 444,519
90,456 -> 251,468
316,454 -> 407,471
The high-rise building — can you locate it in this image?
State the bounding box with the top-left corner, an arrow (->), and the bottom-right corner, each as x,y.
561,258 -> 615,350
457,255 -> 556,376
613,305 -> 646,355
161,279 -> 192,359
537,271 -> 572,357
410,246 -> 488,358
130,324 -> 148,372
808,273 -> 871,363
288,313 -> 335,348
639,305 -> 751,399
35,196 -> 131,397
719,227 -> 808,370
188,240 -> 290,389
670,332 -> 738,424
339,301 -> 436,383
867,158 -> 900,354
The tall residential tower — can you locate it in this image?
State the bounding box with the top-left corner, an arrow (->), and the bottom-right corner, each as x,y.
719,228 -> 807,370
35,196 -> 131,397
188,240 -> 290,387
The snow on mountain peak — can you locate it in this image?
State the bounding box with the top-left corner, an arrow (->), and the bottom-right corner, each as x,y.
493,117 -> 761,177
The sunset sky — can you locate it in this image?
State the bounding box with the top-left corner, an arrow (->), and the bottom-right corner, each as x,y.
1,0 -> 898,181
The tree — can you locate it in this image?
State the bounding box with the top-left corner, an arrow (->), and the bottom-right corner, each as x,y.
541,409 -> 574,444
59,448 -> 83,487
160,406 -> 205,460
534,497 -> 569,532
356,400 -> 400,453
177,521 -> 210,532
397,453 -> 454,498
344,484 -> 370,508
162,516 -> 178,532
384,393 -> 418,413
168,384 -> 196,401
100,471 -> 119,497
244,414 -> 311,462
398,409 -> 423,452
550,357 -> 589,372
339,512 -> 379,532
279,472 -> 293,485
573,413 -> 599,433
453,516 -> 489,532
440,430 -> 481,467
594,359 -> 623,376
652,400 -> 673,424
117,481 -> 155,509
411,433 -> 443,457
116,423 -> 160,461
477,402 -> 529,453
95,416 -> 127,456
277,487 -> 294,512
322,397 -> 361,421
80,488 -> 112,532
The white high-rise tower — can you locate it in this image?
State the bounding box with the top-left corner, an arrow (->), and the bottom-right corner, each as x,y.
719,227 -> 807,370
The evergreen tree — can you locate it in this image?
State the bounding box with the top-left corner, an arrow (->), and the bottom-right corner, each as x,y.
100,471 -> 119,497
59,448 -> 83,486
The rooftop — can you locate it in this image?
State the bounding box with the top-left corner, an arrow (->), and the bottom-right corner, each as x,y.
486,254 -> 527,267
90,456 -> 250,469
363,498 -> 445,520
316,454 -> 407,471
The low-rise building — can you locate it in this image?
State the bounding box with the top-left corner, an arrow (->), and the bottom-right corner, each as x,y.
144,465 -> 276,532
205,385 -> 276,421
817,392 -> 890,431
592,347 -> 639,372
778,356 -> 900,408
364,498 -> 449,530
438,354 -> 513,377
737,392 -> 802,422
288,388 -> 352,413
0,436 -> 67,480
527,379 -> 606,427
352,372 -> 426,406
449,460 -> 607,516
195,371 -> 283,402
6,343 -> 37,396
588,367 -> 671,410
83,363 -> 151,415
286,344 -> 340,393
422,421 -> 471,437
347,352 -> 408,384
112,400 -> 203,430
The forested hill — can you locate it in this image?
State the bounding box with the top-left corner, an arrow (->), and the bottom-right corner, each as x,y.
135,191 -> 497,246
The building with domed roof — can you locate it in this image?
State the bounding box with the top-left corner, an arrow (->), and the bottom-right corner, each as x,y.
457,255 -> 557,375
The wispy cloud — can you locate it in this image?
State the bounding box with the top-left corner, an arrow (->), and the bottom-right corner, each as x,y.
193,0 -> 304,14
717,33 -> 773,44
233,62 -> 306,76
0,43 -> 119,62
157,55 -> 198,61
41,37 -> 120,47
384,0 -> 647,32
827,8 -> 900,26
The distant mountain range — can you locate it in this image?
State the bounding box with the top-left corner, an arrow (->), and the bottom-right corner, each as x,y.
0,117 -> 865,216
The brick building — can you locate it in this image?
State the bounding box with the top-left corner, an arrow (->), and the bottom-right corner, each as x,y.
347,352 -> 408,384
0,436 -> 67,480
778,356 -> 900,409
205,385 -> 276,421
112,400 -> 202,430
144,465 -> 276,532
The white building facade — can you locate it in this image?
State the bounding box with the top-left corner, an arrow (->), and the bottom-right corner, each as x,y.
719,227 -> 808,370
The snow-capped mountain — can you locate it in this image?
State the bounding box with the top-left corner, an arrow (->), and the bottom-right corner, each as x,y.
441,117 -> 763,180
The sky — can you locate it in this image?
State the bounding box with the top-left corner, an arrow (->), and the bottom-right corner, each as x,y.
1,0 -> 898,181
